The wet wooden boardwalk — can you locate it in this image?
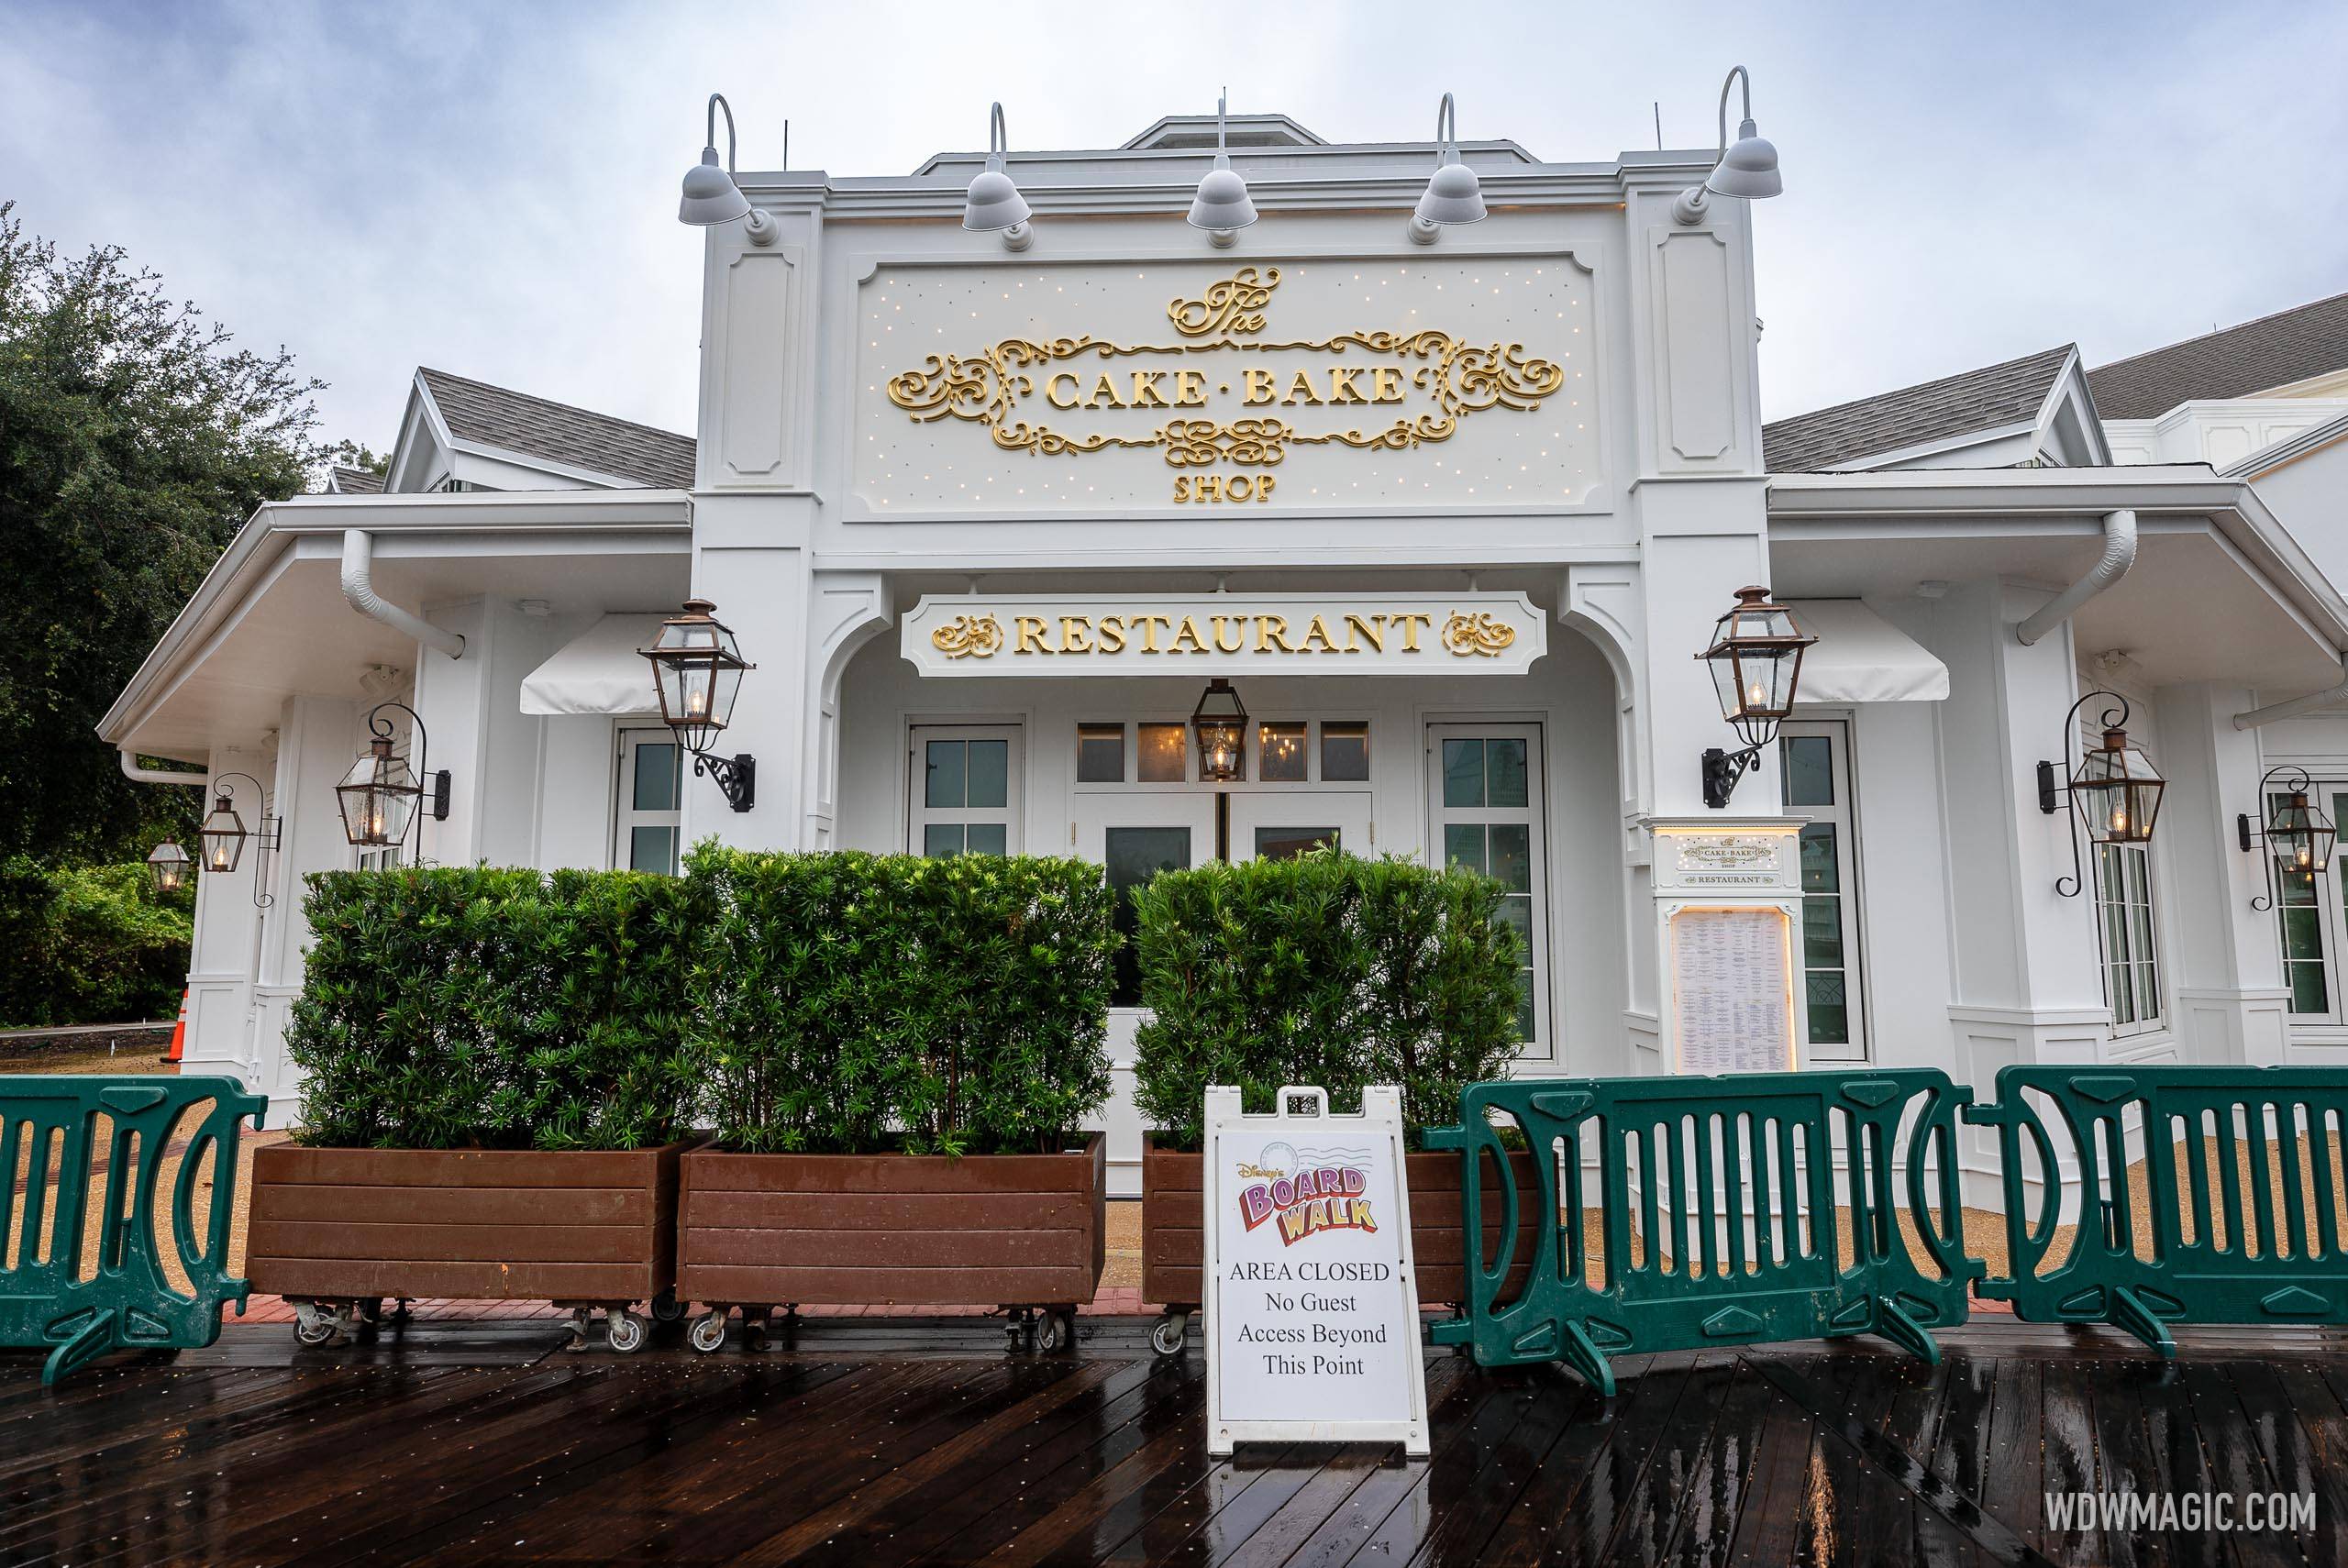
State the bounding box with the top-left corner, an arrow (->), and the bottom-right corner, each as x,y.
6,1317 -> 2347,1566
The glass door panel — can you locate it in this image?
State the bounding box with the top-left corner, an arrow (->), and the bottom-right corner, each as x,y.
1426,724 -> 1547,1059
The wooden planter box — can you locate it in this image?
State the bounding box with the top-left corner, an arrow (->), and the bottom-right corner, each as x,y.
248,1141 -> 693,1307
677,1134 -> 1106,1310
1142,1138 -> 1545,1309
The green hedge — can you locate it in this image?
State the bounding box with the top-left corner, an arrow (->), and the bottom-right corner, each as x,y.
283,850 -> 1117,1156
0,856 -> 194,1028
1131,849 -> 1524,1150
690,845 -> 1116,1155
284,866 -> 709,1150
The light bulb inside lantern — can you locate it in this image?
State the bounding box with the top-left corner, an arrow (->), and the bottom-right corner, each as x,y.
2110,808 -> 2129,834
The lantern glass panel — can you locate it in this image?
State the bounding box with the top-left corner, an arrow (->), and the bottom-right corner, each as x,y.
2071,733 -> 2164,845
198,800 -> 248,873
2270,792 -> 2336,877
337,743 -> 420,847
147,841 -> 189,894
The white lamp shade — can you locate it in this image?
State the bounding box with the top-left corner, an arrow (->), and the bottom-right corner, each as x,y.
680,150 -> 752,226
1187,164 -> 1257,231
963,164 -> 1031,232
1705,119 -> 1782,200
1414,158 -> 1487,226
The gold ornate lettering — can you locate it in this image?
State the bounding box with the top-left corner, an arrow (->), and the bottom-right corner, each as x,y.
1168,267 -> 1281,337
1441,611 -> 1519,657
929,614 -> 1005,659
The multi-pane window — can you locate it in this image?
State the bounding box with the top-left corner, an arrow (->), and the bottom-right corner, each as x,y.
2278,788 -> 2348,1019
1071,719 -> 1367,786
615,730 -> 683,874
1779,723 -> 1865,1060
908,726 -> 1020,856
1428,725 -> 1546,1055
2093,842 -> 2164,1033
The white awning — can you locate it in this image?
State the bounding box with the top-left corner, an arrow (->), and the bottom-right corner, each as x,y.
1786,600 -> 1950,704
519,614 -> 665,716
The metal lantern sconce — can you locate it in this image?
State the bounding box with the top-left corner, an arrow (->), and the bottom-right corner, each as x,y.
2240,765 -> 2335,912
1696,586 -> 1814,808
1191,679 -> 1248,783
641,598 -> 758,812
2036,690 -> 2165,897
194,772 -> 282,907
146,840 -> 190,896
337,701 -> 451,858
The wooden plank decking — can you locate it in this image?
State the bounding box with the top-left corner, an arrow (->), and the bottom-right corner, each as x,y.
5,1317 -> 2347,1565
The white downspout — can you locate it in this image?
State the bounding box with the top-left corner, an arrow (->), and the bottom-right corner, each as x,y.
2015,509 -> 2137,646
340,529 -> 465,660
120,751 -> 207,787
2234,655 -> 2348,729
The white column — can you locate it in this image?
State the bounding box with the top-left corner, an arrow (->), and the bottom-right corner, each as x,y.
249,694 -> 360,1122
2155,681 -> 2289,1065
181,745 -> 269,1084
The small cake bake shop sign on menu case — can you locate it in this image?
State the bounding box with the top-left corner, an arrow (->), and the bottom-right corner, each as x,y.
1202,1084 -> 1429,1456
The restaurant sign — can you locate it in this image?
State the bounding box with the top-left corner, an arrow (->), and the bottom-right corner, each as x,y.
901,591 -> 1545,677
1203,1084 -> 1429,1456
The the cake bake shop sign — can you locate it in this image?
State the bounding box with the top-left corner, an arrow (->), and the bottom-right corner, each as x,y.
882,267 -> 1567,505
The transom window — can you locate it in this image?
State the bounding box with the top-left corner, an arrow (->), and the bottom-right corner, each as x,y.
1071,719 -> 1369,787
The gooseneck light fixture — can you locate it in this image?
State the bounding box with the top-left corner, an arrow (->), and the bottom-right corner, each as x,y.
678,93 -> 778,247
1696,586 -> 1814,808
1671,65 -> 1783,226
2240,765 -> 2336,911
1186,90 -> 1257,247
146,840 -> 190,896
641,598 -> 758,812
337,702 -> 451,860
2036,690 -> 2165,897
1409,92 -> 1486,244
963,103 -> 1034,251
194,772 -> 282,908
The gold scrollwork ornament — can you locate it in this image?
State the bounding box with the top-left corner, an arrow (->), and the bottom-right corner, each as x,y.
1442,612 -> 1518,658
931,614 -> 1005,659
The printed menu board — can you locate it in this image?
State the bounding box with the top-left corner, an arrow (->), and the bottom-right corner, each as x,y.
1671,906 -> 1794,1074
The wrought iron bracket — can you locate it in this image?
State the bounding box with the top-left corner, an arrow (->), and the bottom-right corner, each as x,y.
693,751 -> 757,812
1700,745 -> 1763,810
2038,690 -> 2130,898
2243,762 -> 2318,912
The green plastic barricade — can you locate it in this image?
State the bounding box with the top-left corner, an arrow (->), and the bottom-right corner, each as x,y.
1425,1071 -> 1981,1393
0,1075 -> 266,1384
1968,1065 -> 2348,1354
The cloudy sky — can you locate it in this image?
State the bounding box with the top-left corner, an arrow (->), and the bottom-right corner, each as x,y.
5,0 -> 2342,458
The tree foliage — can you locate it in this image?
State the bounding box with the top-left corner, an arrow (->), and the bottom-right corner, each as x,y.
1131,849 -> 1525,1150
0,856 -> 194,1027
0,201 -> 323,864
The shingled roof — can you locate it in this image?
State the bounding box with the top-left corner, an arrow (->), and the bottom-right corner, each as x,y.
417,368 -> 696,489
325,464 -> 384,494
2088,291 -> 2348,419
1763,345 -> 2077,473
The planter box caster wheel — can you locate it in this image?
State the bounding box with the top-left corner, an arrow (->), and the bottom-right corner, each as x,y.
688,1311 -> 728,1355
1037,1309 -> 1077,1354
1150,1311 -> 1190,1356
292,1300 -> 343,1349
649,1288 -> 685,1325
605,1309 -> 649,1354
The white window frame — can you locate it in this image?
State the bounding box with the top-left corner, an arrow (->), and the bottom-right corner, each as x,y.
1068,716 -> 1375,792
2276,782 -> 2347,1025
615,727 -> 684,875
907,723 -> 1024,856
2092,840 -> 2165,1037
1778,720 -> 1867,1062
1425,722 -> 1550,1062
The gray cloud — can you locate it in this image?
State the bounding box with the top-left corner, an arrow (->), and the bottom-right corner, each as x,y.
5,0 -> 2340,452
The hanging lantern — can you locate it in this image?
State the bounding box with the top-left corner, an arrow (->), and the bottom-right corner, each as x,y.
198,791 -> 249,873
337,733 -> 422,848
1191,679 -> 1248,783
2069,726 -> 2165,845
1697,586 -> 1815,747
641,598 -> 753,755
147,841 -> 190,895
2267,789 -> 2335,879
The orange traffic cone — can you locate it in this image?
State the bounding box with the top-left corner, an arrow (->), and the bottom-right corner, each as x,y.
161,988 -> 187,1065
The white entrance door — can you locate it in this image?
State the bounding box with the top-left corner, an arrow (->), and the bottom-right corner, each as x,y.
1073,793 -> 1216,1197
1225,791 -> 1375,862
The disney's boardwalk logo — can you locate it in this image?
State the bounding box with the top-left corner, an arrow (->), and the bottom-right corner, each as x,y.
1236,1153 -> 1379,1247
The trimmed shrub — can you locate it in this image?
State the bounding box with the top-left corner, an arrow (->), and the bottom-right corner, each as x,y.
1131,849 -> 1523,1149
284,866 -> 706,1151
0,856 -> 194,1028
690,845 -> 1116,1155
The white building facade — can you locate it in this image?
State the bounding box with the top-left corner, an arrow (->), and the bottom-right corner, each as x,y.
100,110 -> 2348,1203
